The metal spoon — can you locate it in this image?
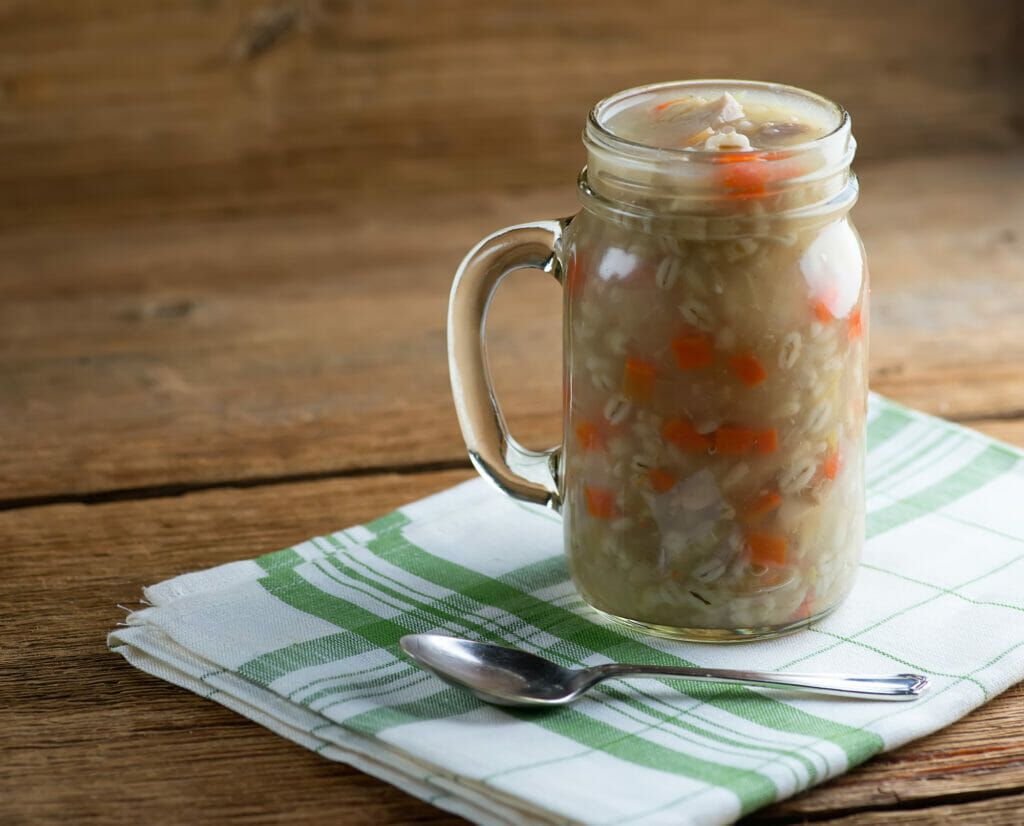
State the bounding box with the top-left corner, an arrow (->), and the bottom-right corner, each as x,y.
399,633 -> 929,708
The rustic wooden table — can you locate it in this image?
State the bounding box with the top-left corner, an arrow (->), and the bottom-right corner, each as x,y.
3,2 -> 1022,823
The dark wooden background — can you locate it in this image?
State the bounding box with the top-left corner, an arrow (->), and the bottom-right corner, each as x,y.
3,1 -> 1023,822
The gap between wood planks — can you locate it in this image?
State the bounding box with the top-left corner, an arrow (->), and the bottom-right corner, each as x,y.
3,404 -> 1021,514
754,784 -> 1024,825
956,407 -> 1024,424
0,457 -> 473,513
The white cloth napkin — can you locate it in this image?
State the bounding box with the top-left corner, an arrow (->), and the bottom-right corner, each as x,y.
110,394 -> 1024,825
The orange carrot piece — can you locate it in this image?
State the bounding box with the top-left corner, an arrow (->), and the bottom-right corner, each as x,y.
713,151 -> 804,199
662,417 -> 712,452
849,308 -> 863,340
715,427 -> 757,455
713,152 -> 759,166
622,357 -> 656,402
654,97 -> 692,112
823,447 -> 843,480
713,152 -> 769,180
729,352 -> 767,387
754,428 -> 778,454
671,336 -> 713,370
747,532 -> 787,567
648,469 -> 676,493
744,491 -> 783,521
713,152 -> 769,198
575,421 -> 602,451
813,286 -> 840,322
584,486 -> 619,519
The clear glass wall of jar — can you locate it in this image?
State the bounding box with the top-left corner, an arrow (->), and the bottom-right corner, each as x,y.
559,81 -> 867,641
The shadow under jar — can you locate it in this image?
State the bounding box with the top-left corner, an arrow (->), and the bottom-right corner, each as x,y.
448,80 -> 868,642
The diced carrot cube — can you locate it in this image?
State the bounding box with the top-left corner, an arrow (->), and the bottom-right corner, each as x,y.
743,491 -> 782,521
754,428 -> 778,454
671,336 -> 713,370
729,352 -> 767,387
713,152 -> 758,166
713,153 -> 770,190
814,301 -> 833,322
648,469 -> 676,493
849,309 -> 863,340
715,427 -> 756,455
622,357 -> 656,402
714,152 -> 807,199
713,153 -> 772,199
823,447 -> 843,480
574,421 -> 602,451
662,417 -> 712,452
584,486 -> 619,518
747,533 -> 787,567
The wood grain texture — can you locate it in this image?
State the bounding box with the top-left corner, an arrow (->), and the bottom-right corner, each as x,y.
3,0 -> 1023,822
1,470 -> 475,825
1,154 -> 1021,502
3,471 -> 1024,825
776,793 -> 1024,825
1,1 -> 1020,230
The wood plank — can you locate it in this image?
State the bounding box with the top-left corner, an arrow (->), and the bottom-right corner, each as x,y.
967,418 -> 1024,448
1,153 -> 1021,502
859,154 -> 1024,423
0,469 -> 476,825
3,469 -> 1024,823
767,792 -> 1024,825
5,4 -> 1022,823
754,682 -> 1024,820
1,1 -> 1020,230
0,186 -> 570,502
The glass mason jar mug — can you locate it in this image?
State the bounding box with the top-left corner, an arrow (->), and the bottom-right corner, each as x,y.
448,80 -> 868,641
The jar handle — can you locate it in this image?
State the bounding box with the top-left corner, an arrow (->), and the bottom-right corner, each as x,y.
447,220 -> 567,511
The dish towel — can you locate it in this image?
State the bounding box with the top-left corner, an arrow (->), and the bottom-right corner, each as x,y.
109,393 -> 1024,826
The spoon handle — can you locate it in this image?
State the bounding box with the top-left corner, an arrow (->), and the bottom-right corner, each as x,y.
587,663 -> 929,700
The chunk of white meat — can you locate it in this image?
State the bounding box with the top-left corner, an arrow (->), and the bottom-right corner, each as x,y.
658,93 -> 746,147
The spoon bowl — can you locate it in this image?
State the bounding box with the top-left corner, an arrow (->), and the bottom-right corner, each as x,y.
399,633 -> 930,708
400,633 -> 583,706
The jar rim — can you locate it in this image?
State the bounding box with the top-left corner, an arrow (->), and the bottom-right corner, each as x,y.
585,79 -> 850,162
576,165 -> 859,239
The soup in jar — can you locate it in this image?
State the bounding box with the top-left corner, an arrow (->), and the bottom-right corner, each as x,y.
561,82 -> 867,639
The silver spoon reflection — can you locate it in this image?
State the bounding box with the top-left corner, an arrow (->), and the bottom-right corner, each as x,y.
399,633 -> 929,708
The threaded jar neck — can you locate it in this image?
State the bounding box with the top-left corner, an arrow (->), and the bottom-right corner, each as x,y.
581,80 -> 857,236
